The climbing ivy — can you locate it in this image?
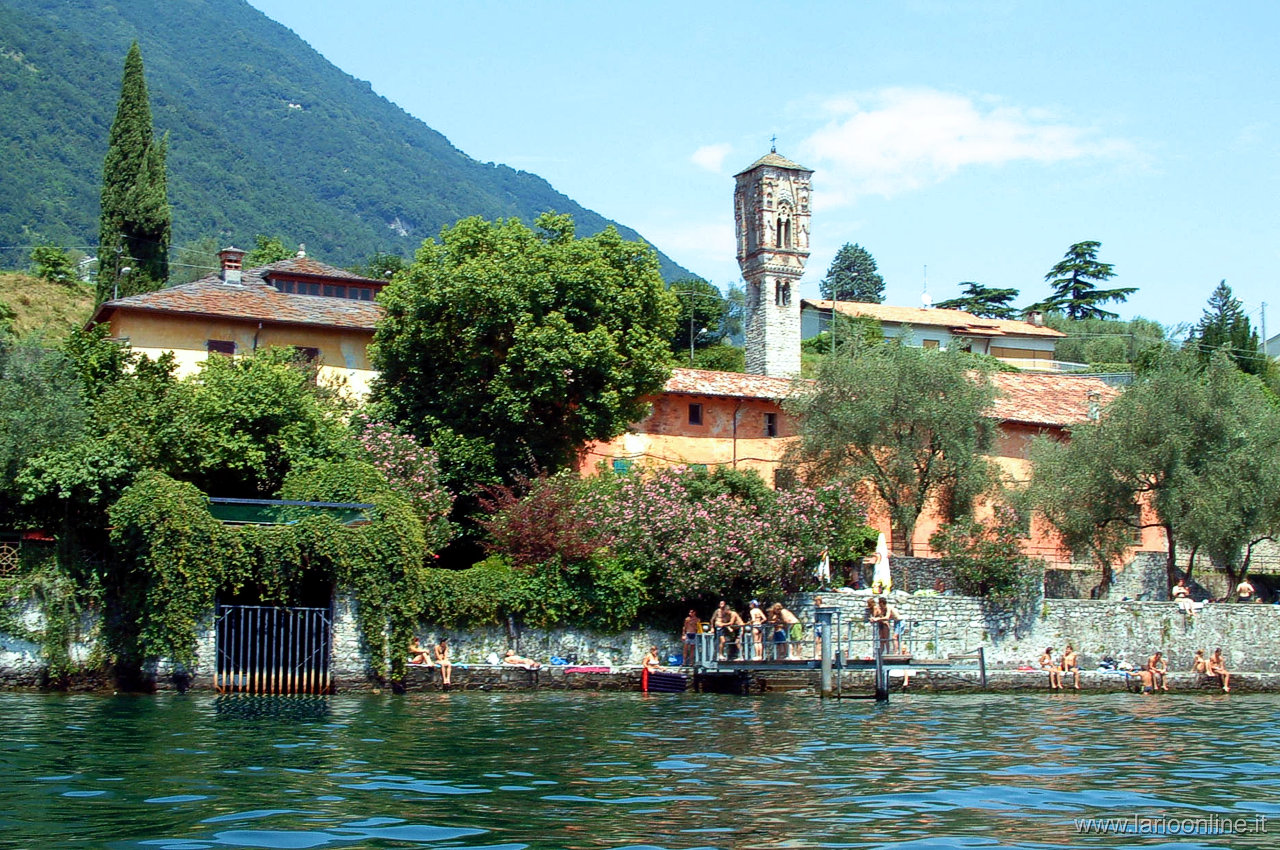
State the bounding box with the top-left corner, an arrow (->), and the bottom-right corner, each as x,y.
108,460 -> 428,679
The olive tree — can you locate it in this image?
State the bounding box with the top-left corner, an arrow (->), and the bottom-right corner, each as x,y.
785,340 -> 997,555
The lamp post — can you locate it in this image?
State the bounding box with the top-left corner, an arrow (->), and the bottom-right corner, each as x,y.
674,288 -> 723,367
114,265 -> 131,301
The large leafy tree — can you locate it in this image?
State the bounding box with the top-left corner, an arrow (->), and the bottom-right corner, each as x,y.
935,281 -> 1021,319
245,234 -> 294,267
1185,280 -> 1263,376
371,213 -> 677,490
1029,349 -> 1280,594
1033,241 -> 1135,320
669,278 -> 728,361
97,42 -> 169,303
820,243 -> 885,303
785,340 -> 997,555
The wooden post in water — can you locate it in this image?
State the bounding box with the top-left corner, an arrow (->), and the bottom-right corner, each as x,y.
816,604 -> 835,697
873,622 -> 889,702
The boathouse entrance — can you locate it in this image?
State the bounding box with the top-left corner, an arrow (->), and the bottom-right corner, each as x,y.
214,603 -> 333,695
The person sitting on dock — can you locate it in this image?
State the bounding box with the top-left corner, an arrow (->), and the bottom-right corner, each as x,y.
1209,648 -> 1231,692
1192,649 -> 1210,675
1146,651 -> 1168,692
408,637 -> 433,666
503,650 -> 542,670
434,637 -> 453,687
1061,644 -> 1081,690
681,609 -> 701,667
1039,647 -> 1062,690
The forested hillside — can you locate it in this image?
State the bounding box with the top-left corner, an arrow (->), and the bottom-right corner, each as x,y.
0,0 -> 691,278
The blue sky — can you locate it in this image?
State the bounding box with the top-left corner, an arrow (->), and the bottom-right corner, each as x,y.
250,0 -> 1278,333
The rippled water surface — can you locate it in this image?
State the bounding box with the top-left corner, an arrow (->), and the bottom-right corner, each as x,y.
2,690 -> 1278,849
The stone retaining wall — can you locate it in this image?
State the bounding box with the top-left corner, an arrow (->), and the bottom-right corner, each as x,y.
4,593 -> 1279,690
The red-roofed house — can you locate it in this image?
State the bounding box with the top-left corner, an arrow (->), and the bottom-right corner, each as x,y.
89,248 -> 385,395
801,300 -> 1069,371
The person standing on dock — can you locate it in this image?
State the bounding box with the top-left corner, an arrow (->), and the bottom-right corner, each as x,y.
748,600 -> 767,660
681,609 -> 701,666
642,646 -> 661,692
712,601 -> 742,661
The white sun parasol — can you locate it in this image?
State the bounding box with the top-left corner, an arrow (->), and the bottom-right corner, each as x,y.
872,532 -> 892,593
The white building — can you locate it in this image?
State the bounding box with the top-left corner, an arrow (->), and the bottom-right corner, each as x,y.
801,300 -> 1072,371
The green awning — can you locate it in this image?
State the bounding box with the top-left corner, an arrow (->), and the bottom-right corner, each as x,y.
207,498 -> 373,526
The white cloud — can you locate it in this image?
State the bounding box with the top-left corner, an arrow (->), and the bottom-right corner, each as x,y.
797,87 -> 1134,206
690,143 -> 734,173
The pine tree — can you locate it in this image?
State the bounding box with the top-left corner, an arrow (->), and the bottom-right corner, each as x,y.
97,42 -> 170,303
935,282 -> 1021,319
1033,241 -> 1136,320
1187,280 -> 1262,375
820,243 -> 884,303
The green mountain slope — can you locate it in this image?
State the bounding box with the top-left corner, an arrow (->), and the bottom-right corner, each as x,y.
0,0 -> 692,279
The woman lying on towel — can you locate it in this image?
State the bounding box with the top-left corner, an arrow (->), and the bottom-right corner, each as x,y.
503,650 -> 542,670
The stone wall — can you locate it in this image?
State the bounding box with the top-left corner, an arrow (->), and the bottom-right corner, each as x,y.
791,593 -> 1280,673
5,593 -> 1279,690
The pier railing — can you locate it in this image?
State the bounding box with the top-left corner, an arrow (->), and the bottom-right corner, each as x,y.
694,616 -> 946,669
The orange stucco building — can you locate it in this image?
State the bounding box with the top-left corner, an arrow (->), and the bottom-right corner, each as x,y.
582,367 -> 1162,568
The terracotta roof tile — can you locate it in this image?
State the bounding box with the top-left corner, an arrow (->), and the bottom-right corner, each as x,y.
803,300 -> 1065,339
663,368 -> 800,400
663,367 -> 1117,428
94,259 -> 385,330
989,372 -> 1120,427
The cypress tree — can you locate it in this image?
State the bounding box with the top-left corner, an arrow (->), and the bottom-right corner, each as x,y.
97,41 -> 170,303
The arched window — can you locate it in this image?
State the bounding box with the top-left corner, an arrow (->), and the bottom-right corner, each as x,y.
775,280 -> 791,306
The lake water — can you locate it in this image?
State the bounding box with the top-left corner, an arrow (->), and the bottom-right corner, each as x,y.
2,690 -> 1277,849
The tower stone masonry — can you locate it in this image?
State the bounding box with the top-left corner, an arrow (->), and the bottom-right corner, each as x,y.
735,150 -> 812,378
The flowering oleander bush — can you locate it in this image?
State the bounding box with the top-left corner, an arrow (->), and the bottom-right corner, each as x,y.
354,415 -> 455,553
477,465 -> 874,614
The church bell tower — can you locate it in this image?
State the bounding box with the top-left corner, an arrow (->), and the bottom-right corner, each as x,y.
735,148 -> 812,377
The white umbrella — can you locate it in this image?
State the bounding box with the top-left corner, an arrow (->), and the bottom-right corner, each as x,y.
872,532 -> 891,593
815,548 -> 831,586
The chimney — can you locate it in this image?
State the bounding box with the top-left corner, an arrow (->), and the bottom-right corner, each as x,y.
1087,390 -> 1101,422
1026,310 -> 1044,327
218,247 -> 246,284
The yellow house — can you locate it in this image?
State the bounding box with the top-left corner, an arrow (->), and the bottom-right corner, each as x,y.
89,248 -> 384,396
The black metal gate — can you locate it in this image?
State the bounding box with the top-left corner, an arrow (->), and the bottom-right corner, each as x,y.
215,604 -> 333,694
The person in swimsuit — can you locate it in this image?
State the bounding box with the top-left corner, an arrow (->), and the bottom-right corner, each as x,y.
503,650 -> 542,670
408,637 -> 432,666
1146,651 -> 1167,692
1236,579 -> 1256,603
434,637 -> 452,686
1061,644 -> 1081,690
681,609 -> 700,666
1192,649 -> 1210,675
747,600 -> 767,660
1209,648 -> 1231,692
813,596 -> 825,660
641,645 -> 661,692
712,601 -> 737,661
1039,647 -> 1062,690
